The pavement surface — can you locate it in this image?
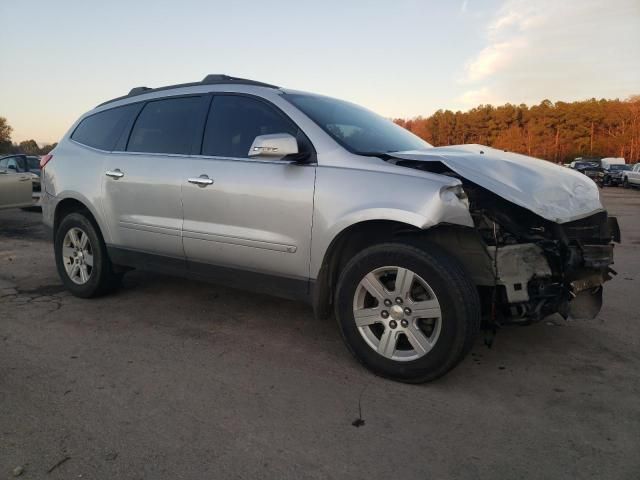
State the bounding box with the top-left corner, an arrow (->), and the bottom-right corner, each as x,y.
1,189 -> 639,479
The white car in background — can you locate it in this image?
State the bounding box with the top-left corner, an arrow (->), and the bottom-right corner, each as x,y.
622,164 -> 640,188
0,167 -> 34,210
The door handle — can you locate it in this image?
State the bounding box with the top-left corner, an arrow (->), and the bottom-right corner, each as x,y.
105,169 -> 124,179
188,175 -> 214,187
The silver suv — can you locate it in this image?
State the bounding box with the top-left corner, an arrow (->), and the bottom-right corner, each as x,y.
41,75 -> 619,382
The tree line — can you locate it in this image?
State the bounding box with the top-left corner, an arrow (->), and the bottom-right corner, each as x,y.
0,117 -> 57,156
394,96 -> 640,164
3,96 -> 640,163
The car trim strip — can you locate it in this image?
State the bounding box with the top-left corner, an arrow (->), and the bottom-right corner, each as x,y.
182,229 -> 297,253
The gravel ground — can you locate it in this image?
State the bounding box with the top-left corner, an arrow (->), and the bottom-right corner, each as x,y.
1,188 -> 639,479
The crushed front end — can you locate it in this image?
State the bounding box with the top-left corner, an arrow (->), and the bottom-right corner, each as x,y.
468,186 -> 619,324
387,146 -> 619,325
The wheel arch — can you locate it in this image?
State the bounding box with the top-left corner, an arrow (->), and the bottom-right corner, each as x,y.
311,219 -> 491,319
53,193 -> 109,243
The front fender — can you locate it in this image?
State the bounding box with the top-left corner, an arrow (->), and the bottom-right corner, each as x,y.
310,165 -> 473,278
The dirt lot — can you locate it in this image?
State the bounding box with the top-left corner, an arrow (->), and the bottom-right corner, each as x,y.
1,188 -> 639,479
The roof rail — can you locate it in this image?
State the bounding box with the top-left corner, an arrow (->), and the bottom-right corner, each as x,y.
128,86 -> 152,95
96,74 -> 279,108
201,74 -> 278,88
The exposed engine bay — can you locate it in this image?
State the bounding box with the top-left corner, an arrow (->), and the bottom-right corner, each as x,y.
390,156 -> 620,326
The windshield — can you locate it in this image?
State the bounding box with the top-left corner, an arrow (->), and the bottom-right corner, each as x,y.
609,164 -> 630,171
284,93 -> 431,155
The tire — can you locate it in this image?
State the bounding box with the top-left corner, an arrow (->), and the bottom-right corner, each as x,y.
334,242 -> 481,383
623,177 -> 629,189
54,212 -> 121,298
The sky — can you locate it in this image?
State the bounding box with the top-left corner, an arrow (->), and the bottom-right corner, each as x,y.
1,0 -> 638,145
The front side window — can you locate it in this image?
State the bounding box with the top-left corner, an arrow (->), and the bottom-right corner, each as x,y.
284,93 -> 432,155
6,158 -> 18,170
0,156 -> 26,171
202,95 -> 299,158
72,104 -> 139,151
127,97 -> 203,155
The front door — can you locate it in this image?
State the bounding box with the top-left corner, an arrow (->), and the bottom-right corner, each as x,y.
181,94 -> 316,296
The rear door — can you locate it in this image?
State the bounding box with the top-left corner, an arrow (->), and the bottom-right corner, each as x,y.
180,94 -> 316,294
100,96 -> 208,265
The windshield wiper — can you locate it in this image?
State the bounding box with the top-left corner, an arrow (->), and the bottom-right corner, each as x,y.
354,151 -> 395,160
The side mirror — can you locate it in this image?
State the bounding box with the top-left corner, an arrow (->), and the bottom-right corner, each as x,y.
248,133 -> 299,160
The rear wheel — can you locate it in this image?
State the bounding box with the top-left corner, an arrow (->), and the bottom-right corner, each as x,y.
334,242 -> 480,383
55,212 -> 121,298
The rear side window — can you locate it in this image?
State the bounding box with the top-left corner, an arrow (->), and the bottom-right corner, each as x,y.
202,95 -> 298,158
127,97 -> 203,155
71,104 -> 139,151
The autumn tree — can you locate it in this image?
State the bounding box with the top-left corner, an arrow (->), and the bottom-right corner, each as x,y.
18,139 -> 40,155
395,96 -> 640,164
0,118 -> 58,155
0,117 -> 13,154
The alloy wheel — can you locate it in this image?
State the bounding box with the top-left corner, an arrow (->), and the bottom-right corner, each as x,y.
62,227 -> 94,285
352,266 -> 442,361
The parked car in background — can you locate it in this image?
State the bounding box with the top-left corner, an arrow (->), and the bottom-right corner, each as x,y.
40,75 -> 619,383
571,157 -> 602,166
0,154 -> 42,203
622,164 -> 640,188
603,164 -> 631,186
570,161 -> 605,185
0,167 -> 34,210
601,157 -> 625,169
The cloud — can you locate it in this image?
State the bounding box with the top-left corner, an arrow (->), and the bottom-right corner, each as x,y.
463,39 -> 525,83
457,0 -> 640,106
461,0 -> 535,84
456,87 -> 502,107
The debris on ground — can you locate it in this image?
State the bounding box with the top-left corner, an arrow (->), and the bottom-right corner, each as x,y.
352,384 -> 367,427
352,418 -> 365,427
47,456 -> 71,474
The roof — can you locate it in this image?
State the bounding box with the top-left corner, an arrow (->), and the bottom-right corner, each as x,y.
96,74 -> 279,108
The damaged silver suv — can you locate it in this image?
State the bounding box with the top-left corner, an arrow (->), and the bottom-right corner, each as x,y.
41,75 -> 619,383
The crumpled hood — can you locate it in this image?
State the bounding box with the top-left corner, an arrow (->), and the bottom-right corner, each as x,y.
392,144 -> 603,224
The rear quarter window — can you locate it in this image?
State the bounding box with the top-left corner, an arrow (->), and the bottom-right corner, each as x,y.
71,104 -> 140,151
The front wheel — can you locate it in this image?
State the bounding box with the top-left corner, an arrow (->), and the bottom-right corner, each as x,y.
623,177 -> 629,189
334,242 -> 481,383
